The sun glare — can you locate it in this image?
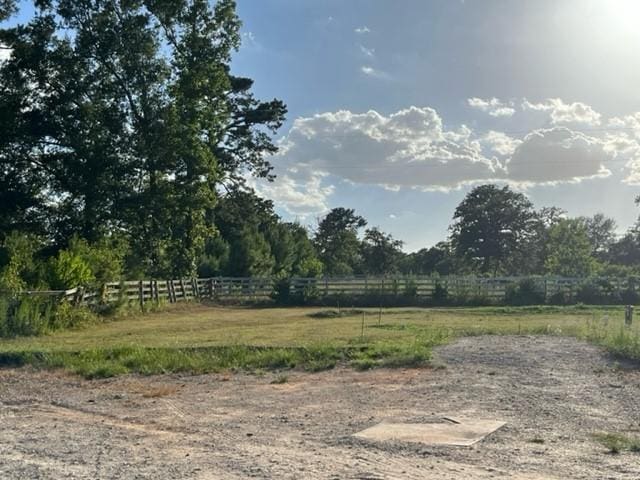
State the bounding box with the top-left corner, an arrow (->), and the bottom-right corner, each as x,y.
600,0 -> 640,36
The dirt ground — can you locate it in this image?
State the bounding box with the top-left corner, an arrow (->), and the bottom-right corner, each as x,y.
1,336 -> 640,479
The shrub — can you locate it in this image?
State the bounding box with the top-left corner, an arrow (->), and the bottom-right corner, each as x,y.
0,232 -> 42,294
432,282 -> 449,305
505,279 -> 545,306
47,236 -> 127,290
403,279 -> 418,299
271,277 -> 292,305
575,278 -> 619,305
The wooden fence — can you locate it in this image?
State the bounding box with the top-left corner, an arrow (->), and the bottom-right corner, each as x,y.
19,275 -> 639,307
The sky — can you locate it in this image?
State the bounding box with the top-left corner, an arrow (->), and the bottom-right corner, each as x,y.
5,0 -> 640,251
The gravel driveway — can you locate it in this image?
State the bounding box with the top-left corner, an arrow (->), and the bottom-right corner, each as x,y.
1,335 -> 639,479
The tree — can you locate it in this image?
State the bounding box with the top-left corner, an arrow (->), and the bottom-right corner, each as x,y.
607,230 -> 640,266
450,185 -> 538,275
0,0 -> 15,21
314,208 -> 366,275
0,0 -> 285,277
580,213 -> 617,256
401,242 -> 456,276
361,227 -> 404,275
544,219 -> 597,277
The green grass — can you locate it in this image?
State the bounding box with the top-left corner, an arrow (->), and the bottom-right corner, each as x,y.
0,303 -> 638,378
593,433 -> 640,454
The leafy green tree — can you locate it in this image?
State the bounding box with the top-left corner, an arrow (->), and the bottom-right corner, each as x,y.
401,242 -> 456,276
580,213 -> 617,256
544,219 -> 597,277
361,227 -> 404,275
450,185 -> 538,275
0,0 -> 285,277
0,231 -> 42,293
314,208 -> 367,275
0,0 -> 15,21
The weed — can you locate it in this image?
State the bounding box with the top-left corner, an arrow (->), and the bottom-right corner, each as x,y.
593,432 -> 640,454
270,374 -> 289,384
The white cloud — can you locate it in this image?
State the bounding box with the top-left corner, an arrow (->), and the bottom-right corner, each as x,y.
359,45 -> 375,58
265,106 -> 500,216
522,98 -> 601,125
257,101 -> 635,216
467,97 -> 515,117
360,65 -> 389,79
354,26 -> 371,34
482,131 -> 521,156
249,174 -> 334,217
506,127 -> 611,184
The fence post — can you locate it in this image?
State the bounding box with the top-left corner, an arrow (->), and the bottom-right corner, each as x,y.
100,283 -> 108,304
139,280 -> 144,309
74,286 -> 85,306
625,305 -> 633,327
192,278 -> 199,298
168,280 -> 174,303
209,278 -> 214,299
179,278 -> 186,301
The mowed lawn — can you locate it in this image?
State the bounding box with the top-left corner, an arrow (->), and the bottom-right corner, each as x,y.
0,303 -> 629,353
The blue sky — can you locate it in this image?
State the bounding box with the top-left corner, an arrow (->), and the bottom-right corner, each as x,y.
230,0 -> 640,250
6,1 -> 640,251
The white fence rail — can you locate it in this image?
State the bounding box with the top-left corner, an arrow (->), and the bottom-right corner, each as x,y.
11,276 -> 639,306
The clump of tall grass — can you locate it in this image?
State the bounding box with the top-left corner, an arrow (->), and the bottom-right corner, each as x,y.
0,334 -> 447,379
0,295 -> 96,338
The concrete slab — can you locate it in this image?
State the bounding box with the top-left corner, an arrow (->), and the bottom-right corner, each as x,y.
354,418 -> 506,446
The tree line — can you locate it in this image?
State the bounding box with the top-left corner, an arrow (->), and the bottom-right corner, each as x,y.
1,1 -> 640,292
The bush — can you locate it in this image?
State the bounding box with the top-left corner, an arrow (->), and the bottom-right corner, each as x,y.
403,279 -> 418,299
0,295 -> 96,338
505,279 -> 545,306
272,277 -> 292,305
47,236 -> 127,290
432,282 -> 449,305
575,278 -> 619,305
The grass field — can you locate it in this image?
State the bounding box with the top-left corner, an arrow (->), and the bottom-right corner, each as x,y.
0,303 -> 638,377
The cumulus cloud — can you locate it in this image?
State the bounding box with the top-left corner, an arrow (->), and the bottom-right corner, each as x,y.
467,97 -> 515,117
250,174 -> 334,217
482,131 -> 521,156
257,101 -> 631,215
354,26 -> 371,34
506,127 -> 611,184
522,98 -> 601,125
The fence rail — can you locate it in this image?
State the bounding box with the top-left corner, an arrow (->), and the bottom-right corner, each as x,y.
10,275 -> 640,307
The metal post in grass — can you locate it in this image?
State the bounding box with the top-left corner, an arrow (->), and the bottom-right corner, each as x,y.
361,311 -> 365,339
625,305 -> 633,327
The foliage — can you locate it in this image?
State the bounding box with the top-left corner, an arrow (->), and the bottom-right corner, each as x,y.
545,219 -> 597,277
361,227 -> 404,275
0,0 -> 285,278
47,236 -> 127,289
401,242 -> 456,275
450,184 -> 538,275
593,433 -> 640,454
0,295 -> 96,337
505,279 -> 546,306
0,231 -> 42,293
314,208 -> 366,275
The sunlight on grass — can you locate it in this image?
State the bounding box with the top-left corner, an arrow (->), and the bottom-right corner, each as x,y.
0,304 -> 638,378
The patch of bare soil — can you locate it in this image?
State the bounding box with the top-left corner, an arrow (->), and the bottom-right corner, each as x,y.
1,336 -> 640,479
